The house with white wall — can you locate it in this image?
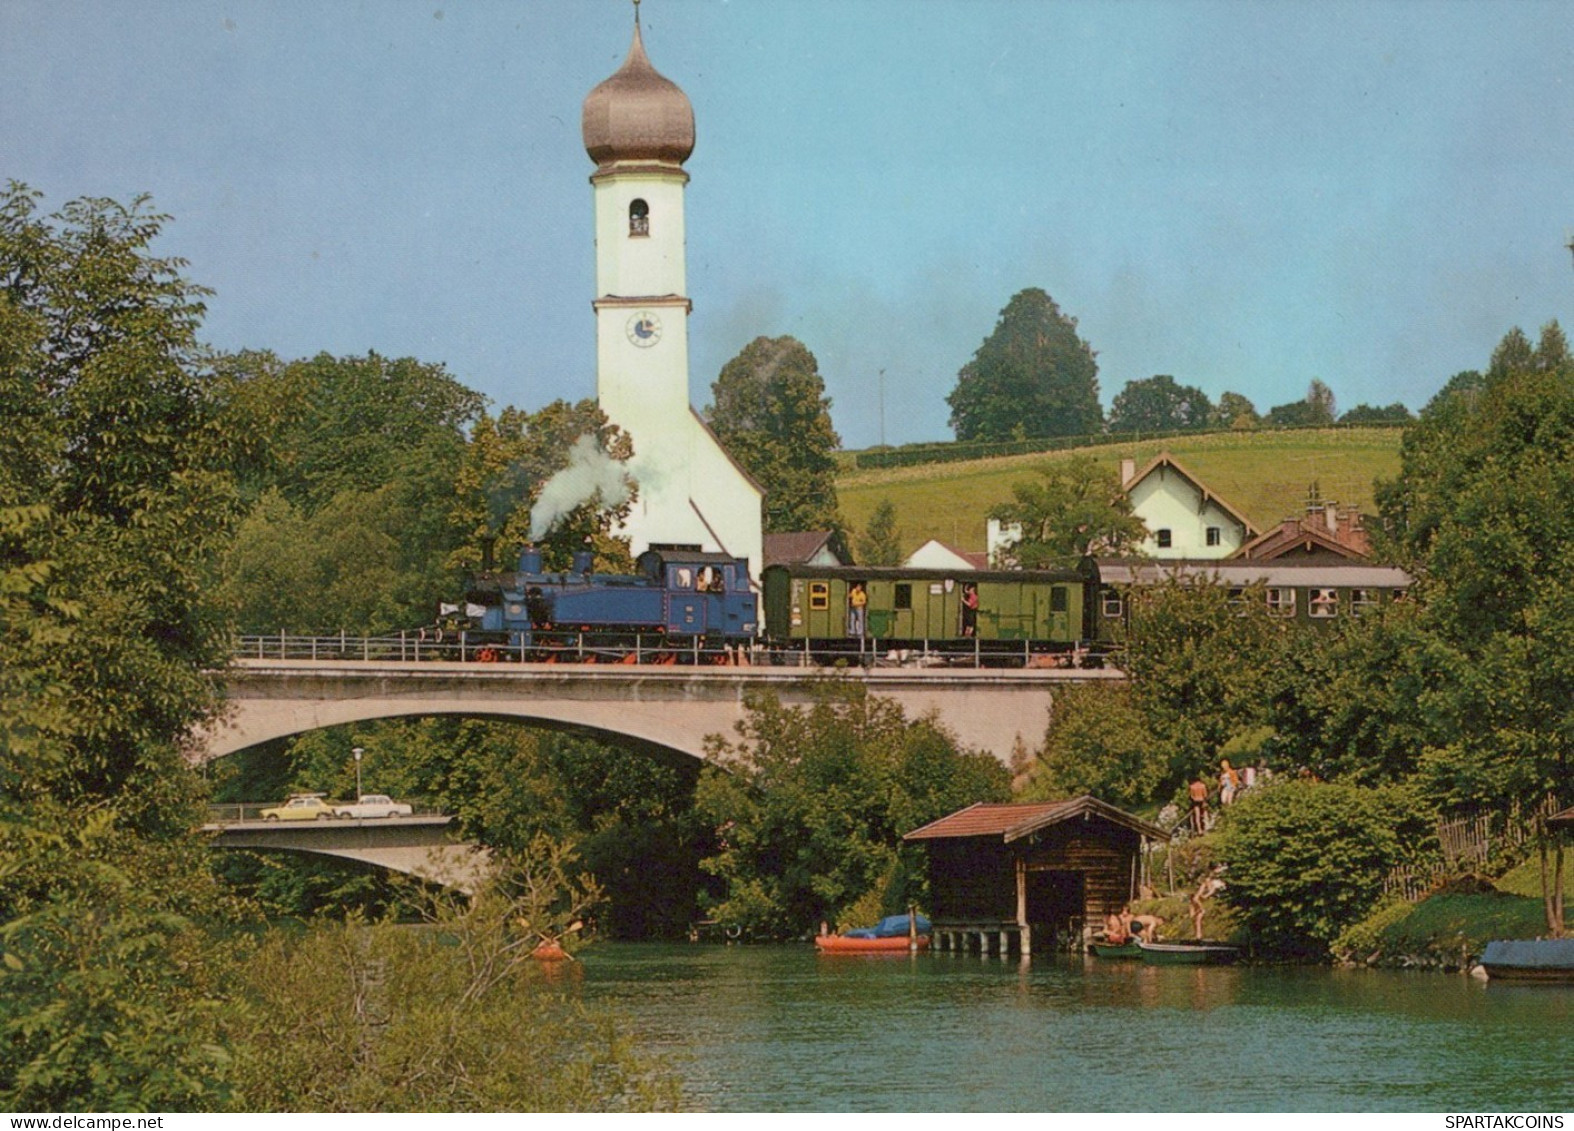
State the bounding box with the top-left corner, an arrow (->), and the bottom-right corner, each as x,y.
1120,452 -> 1257,559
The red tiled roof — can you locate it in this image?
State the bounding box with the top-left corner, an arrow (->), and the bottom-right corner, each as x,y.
903,796 -> 1170,842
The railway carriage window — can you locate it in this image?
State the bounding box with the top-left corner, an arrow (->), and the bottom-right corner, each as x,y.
1050,586 -> 1068,613
673,568 -> 693,589
1156,528 -> 1173,549
1351,588 -> 1375,615
1309,588 -> 1338,617
1206,526 -> 1222,547
809,581 -> 830,611
1102,590 -> 1123,618
1266,588 -> 1296,616
894,583 -> 912,611
697,565 -> 724,593
629,198 -> 649,236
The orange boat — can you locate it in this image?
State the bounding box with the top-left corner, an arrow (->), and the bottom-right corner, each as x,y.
815,933 -> 929,953
814,912 -> 931,953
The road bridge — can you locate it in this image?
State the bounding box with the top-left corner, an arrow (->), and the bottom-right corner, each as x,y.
205,658 -> 1122,764
203,812 -> 489,892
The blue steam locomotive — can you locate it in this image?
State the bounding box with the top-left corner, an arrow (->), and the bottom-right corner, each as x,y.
463,545 -> 757,654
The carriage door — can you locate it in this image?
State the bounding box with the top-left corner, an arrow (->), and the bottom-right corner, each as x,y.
664,565 -> 706,634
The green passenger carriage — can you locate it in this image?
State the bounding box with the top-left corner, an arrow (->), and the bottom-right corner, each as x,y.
762,564 -> 1090,662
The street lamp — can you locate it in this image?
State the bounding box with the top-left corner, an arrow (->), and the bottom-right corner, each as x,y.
352,747 -> 363,800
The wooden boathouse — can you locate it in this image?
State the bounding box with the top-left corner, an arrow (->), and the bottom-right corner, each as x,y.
904,797 -> 1169,957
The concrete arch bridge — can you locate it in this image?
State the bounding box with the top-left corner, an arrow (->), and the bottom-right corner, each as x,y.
204,658 -> 1122,765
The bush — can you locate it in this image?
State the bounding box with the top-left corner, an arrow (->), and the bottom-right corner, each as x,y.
1213,780 -> 1408,956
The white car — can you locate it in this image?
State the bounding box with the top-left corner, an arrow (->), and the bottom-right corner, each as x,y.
333,794 -> 413,819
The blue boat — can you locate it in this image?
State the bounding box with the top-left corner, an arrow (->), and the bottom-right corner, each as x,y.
1480,939 -> 1574,983
840,913 -> 932,939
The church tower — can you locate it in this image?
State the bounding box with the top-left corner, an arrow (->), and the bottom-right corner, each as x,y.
582,6 -> 764,582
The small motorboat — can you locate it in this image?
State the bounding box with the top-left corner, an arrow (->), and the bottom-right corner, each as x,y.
1089,937 -> 1144,959
816,912 -> 930,953
1137,939 -> 1241,965
1480,938 -> 1574,982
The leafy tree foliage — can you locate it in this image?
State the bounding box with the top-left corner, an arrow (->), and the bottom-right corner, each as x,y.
695,685 -> 1010,936
989,455 -> 1146,568
856,499 -> 904,566
0,184 -> 238,833
1107,374 -> 1213,433
448,399 -> 634,574
1212,391 -> 1259,430
1338,401 -> 1413,425
706,336 -> 840,533
228,860 -> 677,1111
946,288 -> 1102,442
1215,781 -> 1411,955
222,719 -> 705,939
1022,683 -> 1162,809
1119,578 -> 1288,788
212,351 -> 496,631
0,184 -> 245,1107
1264,379 -> 1337,427
1377,324 -> 1574,824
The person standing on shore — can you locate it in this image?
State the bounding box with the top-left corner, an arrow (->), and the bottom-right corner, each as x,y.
1188,776 -> 1210,833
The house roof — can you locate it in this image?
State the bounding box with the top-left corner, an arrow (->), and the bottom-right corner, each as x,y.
1126,451 -> 1259,539
1093,557 -> 1413,590
763,530 -> 842,566
903,796 -> 1169,843
1236,520 -> 1368,562
904,538 -> 987,570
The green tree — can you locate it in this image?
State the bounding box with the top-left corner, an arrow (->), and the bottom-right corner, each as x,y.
1265,379 -> 1337,428
0,183 -> 238,833
1106,374 -> 1212,433
227,855 -> 676,1111
0,184 -> 245,1107
1376,322 -> 1573,934
1119,577 -> 1288,788
705,336 -> 841,533
856,499 -> 904,566
1338,401 -> 1413,425
989,455 -> 1146,568
1022,683 -> 1162,809
448,400 -> 634,574
946,288 -> 1102,442
1211,391 -> 1259,430
1215,781 -> 1411,955
695,685 -> 1010,936
212,351 -> 494,632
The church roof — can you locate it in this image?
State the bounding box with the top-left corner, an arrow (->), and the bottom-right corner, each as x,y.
582,14 -> 695,171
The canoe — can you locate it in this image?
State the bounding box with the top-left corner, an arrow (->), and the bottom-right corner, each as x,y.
815,934 -> 929,953
1137,940 -> 1240,965
1480,939 -> 1574,983
1089,939 -> 1144,959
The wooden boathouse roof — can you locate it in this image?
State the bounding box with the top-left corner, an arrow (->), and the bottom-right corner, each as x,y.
903,796 -> 1170,844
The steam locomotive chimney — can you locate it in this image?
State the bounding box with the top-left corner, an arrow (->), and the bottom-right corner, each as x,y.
519,545 -> 544,574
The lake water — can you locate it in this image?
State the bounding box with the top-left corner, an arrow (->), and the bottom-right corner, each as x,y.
575,943 -> 1574,1112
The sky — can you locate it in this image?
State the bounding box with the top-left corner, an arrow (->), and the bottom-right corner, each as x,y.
3,0 -> 1573,449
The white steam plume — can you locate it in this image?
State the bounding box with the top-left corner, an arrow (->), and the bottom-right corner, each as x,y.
529,435 -> 636,541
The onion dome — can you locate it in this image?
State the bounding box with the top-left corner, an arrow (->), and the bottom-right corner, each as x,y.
581,16 -> 695,169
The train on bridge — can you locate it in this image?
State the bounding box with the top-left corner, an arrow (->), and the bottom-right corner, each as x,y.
452,545 -> 1413,667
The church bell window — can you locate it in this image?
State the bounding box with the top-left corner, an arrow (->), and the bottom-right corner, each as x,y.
629,198 -> 649,237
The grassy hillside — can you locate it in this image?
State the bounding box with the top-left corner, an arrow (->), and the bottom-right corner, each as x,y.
837,428 -> 1405,558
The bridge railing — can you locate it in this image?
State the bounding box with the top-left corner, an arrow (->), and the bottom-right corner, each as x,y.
206,801 -> 447,824
233,633 -> 1106,670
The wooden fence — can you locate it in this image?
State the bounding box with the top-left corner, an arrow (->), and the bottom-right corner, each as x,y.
1383,795 -> 1562,903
